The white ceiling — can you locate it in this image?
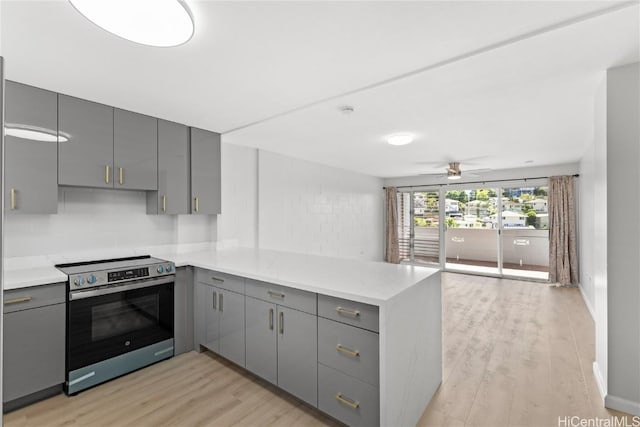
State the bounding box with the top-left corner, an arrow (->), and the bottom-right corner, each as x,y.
1,1 -> 639,178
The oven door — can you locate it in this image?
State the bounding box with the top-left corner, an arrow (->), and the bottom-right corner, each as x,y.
67,277 -> 174,372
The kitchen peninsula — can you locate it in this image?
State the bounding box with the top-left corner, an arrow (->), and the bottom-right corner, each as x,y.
4,246 -> 441,427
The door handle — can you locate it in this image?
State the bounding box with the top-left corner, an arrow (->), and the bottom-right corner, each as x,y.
336,307 -> 360,318
279,311 -> 284,334
10,188 -> 16,210
194,197 -> 199,213
119,167 -> 124,185
212,291 -> 217,310
269,308 -> 274,330
335,393 -> 360,409
336,344 -> 360,358
219,292 -> 223,312
105,165 -> 110,184
162,195 -> 167,212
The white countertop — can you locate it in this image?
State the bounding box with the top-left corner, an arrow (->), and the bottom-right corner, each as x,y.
154,247 -> 438,305
3,246 -> 439,304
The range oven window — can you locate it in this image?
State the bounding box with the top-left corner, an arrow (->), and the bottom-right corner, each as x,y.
91,294 -> 159,342
67,282 -> 173,371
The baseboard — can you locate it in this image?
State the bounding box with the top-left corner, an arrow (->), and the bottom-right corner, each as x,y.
605,394 -> 640,416
593,361 -> 607,402
578,283 -> 596,320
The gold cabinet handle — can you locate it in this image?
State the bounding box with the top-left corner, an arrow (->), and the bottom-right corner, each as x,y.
10,188 -> 16,210
162,195 -> 167,212
336,307 -> 360,318
105,165 -> 111,184
269,308 -> 274,330
4,296 -> 32,305
267,290 -> 285,299
335,393 -> 360,409
279,311 -> 284,334
119,167 -> 124,185
336,344 -> 360,358
194,197 -> 199,213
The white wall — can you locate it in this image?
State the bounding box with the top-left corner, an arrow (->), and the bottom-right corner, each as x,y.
579,73 -> 608,399
605,62 -> 640,415
5,187 -> 216,258
258,150 -> 384,261
217,143 -> 258,248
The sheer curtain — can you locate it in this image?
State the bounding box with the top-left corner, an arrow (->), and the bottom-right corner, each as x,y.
384,187 -> 400,264
548,175 -> 579,285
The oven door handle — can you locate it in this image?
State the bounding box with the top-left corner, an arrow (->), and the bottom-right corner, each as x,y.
69,276 -> 174,301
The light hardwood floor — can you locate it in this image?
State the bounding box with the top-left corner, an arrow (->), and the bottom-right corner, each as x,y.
4,273 -> 632,427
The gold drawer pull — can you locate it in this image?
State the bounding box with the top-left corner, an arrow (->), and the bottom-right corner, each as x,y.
335,393 -> 360,409
118,167 -> 124,185
105,165 -> 110,184
194,197 -> 199,213
336,307 -> 360,318
10,188 -> 16,210
4,296 -> 33,305
162,195 -> 167,212
268,290 -> 285,299
336,344 -> 360,358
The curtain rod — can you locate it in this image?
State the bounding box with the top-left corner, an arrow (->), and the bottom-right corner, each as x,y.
383,174 -> 580,190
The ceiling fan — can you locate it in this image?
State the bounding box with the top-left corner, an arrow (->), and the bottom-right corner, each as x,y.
420,160 -> 491,180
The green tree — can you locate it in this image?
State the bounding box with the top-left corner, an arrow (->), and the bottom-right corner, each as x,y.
533,187 -> 547,197
526,210 -> 537,227
476,189 -> 490,201
445,218 -> 458,228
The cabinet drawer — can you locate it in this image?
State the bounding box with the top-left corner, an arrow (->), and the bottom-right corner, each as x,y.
245,279 -> 316,315
318,295 -> 379,332
3,283 -> 66,314
318,363 -> 379,427
318,317 -> 379,386
195,269 -> 245,293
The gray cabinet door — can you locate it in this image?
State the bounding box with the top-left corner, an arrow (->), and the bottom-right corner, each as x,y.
277,307 -> 318,407
203,285 -> 220,353
58,94 -> 114,188
148,120 -> 189,214
245,296 -> 277,384
219,289 -> 245,367
4,81 -> 58,214
114,108 -> 158,190
190,127 -> 221,214
174,267 -> 194,356
3,303 -> 65,402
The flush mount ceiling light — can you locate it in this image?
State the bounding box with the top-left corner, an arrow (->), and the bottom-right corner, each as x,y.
69,0 -> 194,47
387,133 -> 414,146
5,125 -> 69,143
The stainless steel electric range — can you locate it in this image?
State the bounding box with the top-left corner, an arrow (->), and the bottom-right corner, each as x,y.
56,256 -> 175,395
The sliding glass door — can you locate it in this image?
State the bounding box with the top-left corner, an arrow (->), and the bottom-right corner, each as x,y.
397,180 -> 549,280
444,188 -> 500,275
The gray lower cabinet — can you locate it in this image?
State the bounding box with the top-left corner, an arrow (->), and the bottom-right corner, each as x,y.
245,296 -> 278,384
58,94 -> 114,188
196,281 -> 245,367
147,120 -> 189,214
277,306 -> 318,407
174,267 -> 194,356
4,81 -> 58,214
244,296 -> 318,408
190,128 -> 221,214
3,284 -> 66,406
113,108 -> 158,190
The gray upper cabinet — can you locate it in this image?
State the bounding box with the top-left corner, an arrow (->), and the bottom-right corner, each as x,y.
58,94 -> 114,188
147,120 -> 189,214
114,108 -> 158,190
190,127 -> 221,215
4,81 -> 58,214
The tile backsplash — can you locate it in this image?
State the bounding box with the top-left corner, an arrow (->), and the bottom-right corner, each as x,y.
5,187 -> 216,258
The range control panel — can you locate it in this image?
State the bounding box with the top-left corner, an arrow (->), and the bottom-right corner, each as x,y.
108,267 -> 150,282
65,261 -> 174,290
